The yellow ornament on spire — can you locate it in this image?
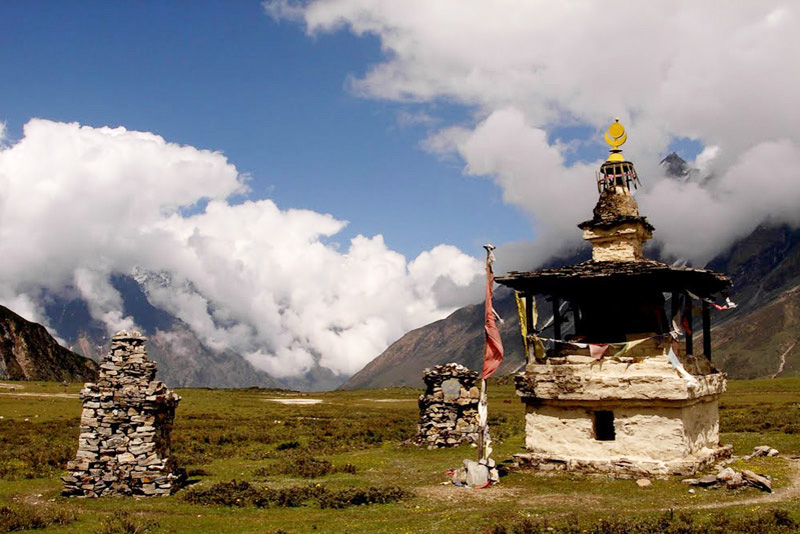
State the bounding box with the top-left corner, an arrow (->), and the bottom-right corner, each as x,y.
604,118 -> 627,162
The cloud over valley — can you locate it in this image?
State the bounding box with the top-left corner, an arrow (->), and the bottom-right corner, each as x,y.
0,119 -> 482,378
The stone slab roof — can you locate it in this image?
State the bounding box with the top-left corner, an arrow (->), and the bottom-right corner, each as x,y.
496,260 -> 731,298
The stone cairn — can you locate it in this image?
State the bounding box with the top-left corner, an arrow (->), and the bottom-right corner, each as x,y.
62,331 -> 181,497
415,363 -> 481,449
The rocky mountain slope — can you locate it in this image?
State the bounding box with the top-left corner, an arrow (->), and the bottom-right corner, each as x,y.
707,224 -> 800,315
0,305 -> 97,382
43,275 -> 280,389
343,222 -> 800,389
712,284 -> 800,380
343,288 -> 526,389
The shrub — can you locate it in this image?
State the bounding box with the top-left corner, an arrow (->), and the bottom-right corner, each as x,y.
0,504 -> 77,532
276,441 -> 301,451
183,480 -> 408,509
338,463 -> 358,474
186,468 -> 211,477
254,455 -> 358,479
263,486 -> 320,508
488,508 -> 798,534
183,480 -> 265,507
280,456 -> 335,478
97,511 -> 160,534
317,486 -> 408,509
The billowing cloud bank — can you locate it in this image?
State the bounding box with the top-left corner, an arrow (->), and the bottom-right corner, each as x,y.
268,0 -> 800,265
0,120 -> 482,377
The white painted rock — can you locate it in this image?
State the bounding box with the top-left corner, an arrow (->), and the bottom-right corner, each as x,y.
464,460 -> 489,487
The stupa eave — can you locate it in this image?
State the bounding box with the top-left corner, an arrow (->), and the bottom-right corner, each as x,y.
496,260 -> 731,298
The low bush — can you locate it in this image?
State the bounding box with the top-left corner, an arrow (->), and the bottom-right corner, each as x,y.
0,504 -> 77,532
338,463 -> 358,474
183,480 -> 267,507
182,480 -> 407,509
278,456 -> 335,478
488,508 -> 797,534
185,468 -> 211,477
97,511 -> 160,534
254,455 -> 358,479
317,486 -> 408,509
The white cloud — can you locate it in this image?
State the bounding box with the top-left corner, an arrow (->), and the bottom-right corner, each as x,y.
0,119 -> 482,378
269,0 -> 800,264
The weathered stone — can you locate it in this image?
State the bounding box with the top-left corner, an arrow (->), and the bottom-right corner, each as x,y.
693,475 -> 718,487
745,445 -> 779,459
741,470 -> 772,492
726,471 -> 745,489
62,331 -> 181,498
716,467 -> 736,481
415,363 -> 482,448
464,460 -> 489,487
636,478 -> 651,488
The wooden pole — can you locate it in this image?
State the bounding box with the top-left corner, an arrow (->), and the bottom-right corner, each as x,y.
477,377 -> 487,462
525,293 -> 534,363
670,291 -> 679,327
553,295 -> 562,353
702,301 -> 711,361
685,295 -> 694,356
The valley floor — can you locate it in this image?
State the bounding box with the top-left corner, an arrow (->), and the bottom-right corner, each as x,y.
0,379 -> 799,533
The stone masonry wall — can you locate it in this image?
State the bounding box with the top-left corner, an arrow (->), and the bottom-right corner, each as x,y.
415,363 -> 481,449
62,331 -> 181,497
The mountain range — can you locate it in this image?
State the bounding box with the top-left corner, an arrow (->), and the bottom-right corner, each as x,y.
2,153 -> 798,390
342,155 -> 800,389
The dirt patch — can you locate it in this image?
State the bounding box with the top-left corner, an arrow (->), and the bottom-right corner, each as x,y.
416,484 -> 522,503
0,382 -> 25,389
264,398 -> 324,405
0,392 -> 78,399
518,492 -> 604,507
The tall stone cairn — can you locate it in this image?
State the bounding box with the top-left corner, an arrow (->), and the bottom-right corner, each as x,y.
415,363 -> 481,449
62,331 -> 181,497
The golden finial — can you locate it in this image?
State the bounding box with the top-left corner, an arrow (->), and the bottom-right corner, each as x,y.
604,118 -> 627,162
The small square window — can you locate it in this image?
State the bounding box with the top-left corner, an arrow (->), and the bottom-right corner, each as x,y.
593,410 -> 615,441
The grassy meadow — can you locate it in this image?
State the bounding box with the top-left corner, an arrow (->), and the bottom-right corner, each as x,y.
0,378 -> 799,533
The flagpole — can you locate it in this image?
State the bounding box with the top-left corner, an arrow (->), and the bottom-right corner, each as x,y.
477,377 -> 485,461
478,244 -> 497,463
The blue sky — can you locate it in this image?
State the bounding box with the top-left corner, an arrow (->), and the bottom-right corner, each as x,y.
0,1 -> 539,259
1,2 -> 794,382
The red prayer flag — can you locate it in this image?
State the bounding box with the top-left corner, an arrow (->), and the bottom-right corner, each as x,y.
589,344 -> 609,360
481,250 -> 504,379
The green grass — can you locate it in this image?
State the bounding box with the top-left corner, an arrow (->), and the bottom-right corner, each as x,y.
0,378 -> 798,533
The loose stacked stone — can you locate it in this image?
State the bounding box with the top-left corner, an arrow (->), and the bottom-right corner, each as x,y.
415,363 -> 481,449
62,331 -> 181,497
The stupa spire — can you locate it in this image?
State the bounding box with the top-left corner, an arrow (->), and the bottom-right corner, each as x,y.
596,119 -> 640,193
580,119 -> 653,261
604,118 -> 627,162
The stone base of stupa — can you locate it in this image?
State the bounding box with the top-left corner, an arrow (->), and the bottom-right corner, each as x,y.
514,445 -> 732,479
514,351 -> 730,478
